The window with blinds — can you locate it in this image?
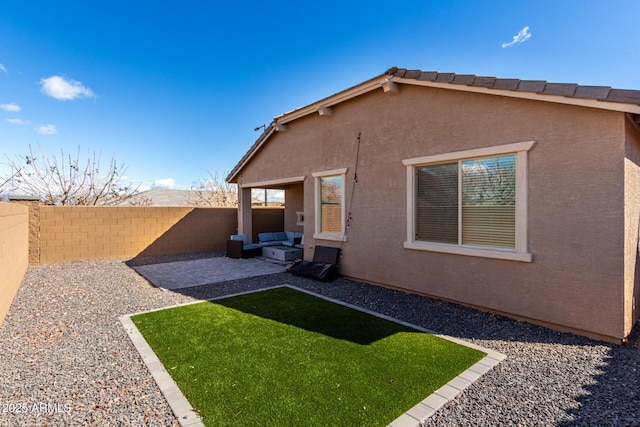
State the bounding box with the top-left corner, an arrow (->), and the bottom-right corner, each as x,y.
319,175 -> 343,234
416,154 -> 516,249
416,163 -> 458,244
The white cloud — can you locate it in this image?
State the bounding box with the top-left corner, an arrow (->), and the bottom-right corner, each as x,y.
153,178 -> 175,189
0,64 -> 7,73
502,26 -> 532,48
271,190 -> 285,202
0,103 -> 21,112
37,124 -> 58,135
40,75 -> 95,100
6,118 -> 30,125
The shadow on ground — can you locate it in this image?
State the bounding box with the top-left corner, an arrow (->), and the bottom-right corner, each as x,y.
211,286 -> 423,345
125,253 -> 640,425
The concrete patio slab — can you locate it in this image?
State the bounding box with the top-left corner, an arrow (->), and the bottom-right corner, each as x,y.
131,257 -> 286,290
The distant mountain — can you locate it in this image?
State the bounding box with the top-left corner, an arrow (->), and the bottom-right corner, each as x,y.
121,189 -> 282,207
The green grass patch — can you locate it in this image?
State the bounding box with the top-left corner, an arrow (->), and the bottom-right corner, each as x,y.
131,286 -> 485,426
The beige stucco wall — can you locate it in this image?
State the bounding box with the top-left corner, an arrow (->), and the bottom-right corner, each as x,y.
0,202 -> 29,327
284,183 -> 304,233
235,84 -> 630,342
624,116 -> 640,336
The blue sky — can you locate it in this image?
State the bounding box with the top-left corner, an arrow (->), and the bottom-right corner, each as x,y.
1,0 -> 639,191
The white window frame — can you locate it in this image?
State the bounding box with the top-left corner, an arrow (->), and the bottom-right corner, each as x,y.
403,141 -> 535,262
313,168 -> 348,242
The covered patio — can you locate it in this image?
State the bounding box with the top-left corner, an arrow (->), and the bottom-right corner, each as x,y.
236,177 -> 305,245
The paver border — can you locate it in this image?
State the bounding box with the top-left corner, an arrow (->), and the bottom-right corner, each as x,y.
120,315 -> 205,427
120,284 -> 506,427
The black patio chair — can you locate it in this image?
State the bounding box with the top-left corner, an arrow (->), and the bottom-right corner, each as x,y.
286,246 -> 341,281
226,236 -> 261,259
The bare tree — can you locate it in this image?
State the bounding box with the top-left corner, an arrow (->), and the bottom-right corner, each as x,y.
188,171 -> 238,207
462,156 -> 515,206
126,193 -> 154,206
0,167 -> 20,194
1,145 -> 142,205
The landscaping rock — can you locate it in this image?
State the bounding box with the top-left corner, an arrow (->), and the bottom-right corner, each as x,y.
1,255 -> 638,426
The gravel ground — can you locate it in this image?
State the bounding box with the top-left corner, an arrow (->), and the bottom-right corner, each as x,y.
1,254 -> 639,426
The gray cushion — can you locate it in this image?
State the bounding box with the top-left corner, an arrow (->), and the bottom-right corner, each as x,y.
274,232 -> 288,241
230,234 -> 248,244
258,232 -> 277,242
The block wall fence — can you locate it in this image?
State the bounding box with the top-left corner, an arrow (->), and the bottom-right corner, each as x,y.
0,202 -> 29,326
0,203 -> 284,326
34,206 -> 284,264
36,206 -> 235,264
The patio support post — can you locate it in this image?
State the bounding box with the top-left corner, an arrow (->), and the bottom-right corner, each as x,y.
238,186 -> 253,242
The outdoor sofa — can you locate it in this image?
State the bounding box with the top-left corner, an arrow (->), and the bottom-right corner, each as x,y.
258,232 -> 304,248
226,232 -> 304,259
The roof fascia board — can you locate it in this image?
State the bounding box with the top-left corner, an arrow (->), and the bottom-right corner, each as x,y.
229,70 -> 640,184
230,74 -> 390,183
627,113 -> 640,134
240,175 -> 306,188
391,77 -> 640,114
274,74 -> 391,124
227,125 -> 277,183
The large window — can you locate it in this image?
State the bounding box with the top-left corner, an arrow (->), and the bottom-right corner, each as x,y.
404,141 -> 534,262
313,168 -> 347,241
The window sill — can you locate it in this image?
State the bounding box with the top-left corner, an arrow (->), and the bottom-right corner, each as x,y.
404,241 -> 533,262
314,233 -> 348,242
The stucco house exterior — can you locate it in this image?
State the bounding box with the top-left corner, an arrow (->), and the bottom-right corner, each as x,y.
227,67 -> 640,343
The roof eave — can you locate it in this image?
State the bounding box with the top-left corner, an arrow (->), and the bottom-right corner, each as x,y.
274,72 -> 392,124
390,76 -> 640,114
227,72 -> 394,183
227,68 -> 640,183
227,124 -> 277,184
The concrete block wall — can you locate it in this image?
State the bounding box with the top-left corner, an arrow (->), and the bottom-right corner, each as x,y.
37,206 -> 239,264
0,202 -> 29,326
10,199 -> 40,265
0,203 -> 285,325
31,206 -> 285,264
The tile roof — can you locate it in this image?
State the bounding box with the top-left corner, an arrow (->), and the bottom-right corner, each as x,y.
387,67 -> 640,106
227,67 -> 640,183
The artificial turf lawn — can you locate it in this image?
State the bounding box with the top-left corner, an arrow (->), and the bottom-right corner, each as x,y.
131,286 -> 485,427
